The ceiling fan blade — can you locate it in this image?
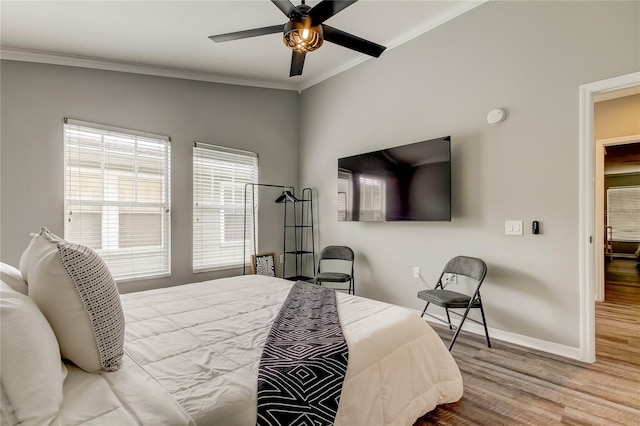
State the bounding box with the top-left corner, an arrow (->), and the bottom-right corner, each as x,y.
209,24 -> 284,43
290,51 -> 306,77
322,24 -> 386,57
272,0 -> 298,17
310,0 -> 358,26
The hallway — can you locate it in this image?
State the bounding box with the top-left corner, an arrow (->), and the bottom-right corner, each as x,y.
596,258 -> 640,367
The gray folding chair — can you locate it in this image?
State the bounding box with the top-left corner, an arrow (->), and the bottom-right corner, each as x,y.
315,246 -> 355,295
417,256 -> 490,350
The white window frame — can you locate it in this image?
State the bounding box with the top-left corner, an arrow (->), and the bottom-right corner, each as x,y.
193,142 -> 258,272
63,118 -> 171,281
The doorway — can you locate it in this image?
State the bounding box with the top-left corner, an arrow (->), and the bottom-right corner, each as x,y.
579,71 -> 640,362
594,136 -> 640,302
594,136 -> 640,366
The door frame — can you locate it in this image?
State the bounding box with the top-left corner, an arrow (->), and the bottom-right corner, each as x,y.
579,71 -> 640,362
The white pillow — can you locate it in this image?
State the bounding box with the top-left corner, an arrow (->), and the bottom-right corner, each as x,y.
0,263 -> 27,295
26,227 -> 125,373
18,232 -> 38,284
0,281 -> 67,425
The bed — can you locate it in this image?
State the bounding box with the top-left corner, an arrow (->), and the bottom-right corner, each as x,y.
1,233 -> 463,426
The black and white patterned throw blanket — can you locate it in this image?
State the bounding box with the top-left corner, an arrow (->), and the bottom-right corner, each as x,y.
257,281 -> 349,426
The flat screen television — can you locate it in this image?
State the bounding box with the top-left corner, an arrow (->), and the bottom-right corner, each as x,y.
338,136 -> 451,222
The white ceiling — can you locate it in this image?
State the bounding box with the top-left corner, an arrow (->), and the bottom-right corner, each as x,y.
0,1 -> 484,91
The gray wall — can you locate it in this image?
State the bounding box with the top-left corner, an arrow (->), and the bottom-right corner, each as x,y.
0,61 -> 299,292
1,1 -> 638,351
299,1 -> 640,348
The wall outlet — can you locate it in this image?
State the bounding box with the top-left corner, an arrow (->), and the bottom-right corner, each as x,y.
413,267 -> 421,278
445,273 -> 457,284
279,254 -> 284,264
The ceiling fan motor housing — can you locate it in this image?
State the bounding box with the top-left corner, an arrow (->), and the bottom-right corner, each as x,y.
283,15 -> 323,52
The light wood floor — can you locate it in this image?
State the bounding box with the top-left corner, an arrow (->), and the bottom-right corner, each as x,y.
414,259 -> 640,425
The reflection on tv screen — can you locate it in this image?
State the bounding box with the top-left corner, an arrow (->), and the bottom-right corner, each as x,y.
338,136 -> 451,222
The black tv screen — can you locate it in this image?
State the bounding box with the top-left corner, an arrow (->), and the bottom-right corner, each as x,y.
338,136 -> 451,222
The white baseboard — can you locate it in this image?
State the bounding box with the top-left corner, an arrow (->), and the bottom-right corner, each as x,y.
414,309 -> 582,361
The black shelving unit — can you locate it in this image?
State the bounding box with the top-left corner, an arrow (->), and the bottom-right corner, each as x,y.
282,188 -> 316,281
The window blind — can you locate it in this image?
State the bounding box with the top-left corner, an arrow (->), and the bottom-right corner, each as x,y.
359,175 -> 386,222
64,118 -> 171,281
193,143 -> 258,272
338,169 -> 353,221
607,186 -> 640,242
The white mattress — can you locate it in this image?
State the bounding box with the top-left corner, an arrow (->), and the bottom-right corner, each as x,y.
55,275 -> 462,425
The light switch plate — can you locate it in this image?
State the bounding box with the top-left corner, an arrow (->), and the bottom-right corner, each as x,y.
505,220 -> 523,235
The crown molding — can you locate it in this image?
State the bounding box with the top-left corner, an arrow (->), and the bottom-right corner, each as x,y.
385,0 -> 487,51
299,1 -> 487,91
0,47 -> 297,91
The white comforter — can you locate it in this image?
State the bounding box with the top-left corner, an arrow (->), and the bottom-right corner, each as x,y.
56,275 -> 462,425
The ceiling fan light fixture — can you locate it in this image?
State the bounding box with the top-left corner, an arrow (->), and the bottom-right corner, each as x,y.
209,0 -> 386,77
283,17 -> 323,53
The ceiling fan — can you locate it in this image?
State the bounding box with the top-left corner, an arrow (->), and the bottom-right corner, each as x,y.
208,0 -> 387,77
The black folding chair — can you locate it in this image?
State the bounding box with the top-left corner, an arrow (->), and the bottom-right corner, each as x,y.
315,246 -> 355,295
417,256 -> 490,350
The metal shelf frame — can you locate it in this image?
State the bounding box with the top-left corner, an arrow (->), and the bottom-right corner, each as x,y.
282,188 -> 316,281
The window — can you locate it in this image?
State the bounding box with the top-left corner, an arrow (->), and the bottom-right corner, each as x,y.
64,119 -> 171,281
359,175 -> 386,221
607,186 -> 640,241
193,143 -> 258,272
338,169 -> 353,221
